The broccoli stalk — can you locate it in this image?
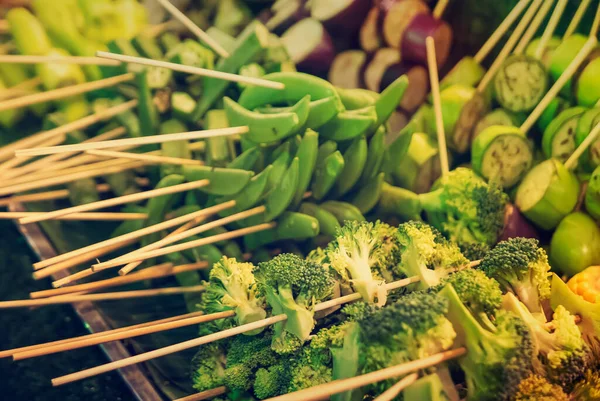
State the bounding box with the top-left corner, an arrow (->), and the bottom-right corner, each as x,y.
514,375 -> 569,401
396,221 -> 468,289
503,292 -> 590,391
438,284 -> 535,401
326,221 -> 400,306
479,237 -> 551,314
256,254 -> 334,353
200,256 -> 267,334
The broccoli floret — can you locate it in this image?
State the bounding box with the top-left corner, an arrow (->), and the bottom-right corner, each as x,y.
287,346 -> 332,392
460,241 -> 491,261
191,343 -> 227,392
437,268 -> 503,327
571,369 -> 600,401
439,284 -> 535,401
200,256 -> 267,334
326,221 -> 400,306
255,254 -> 334,353
503,292 -> 590,391
306,247 -> 328,265
396,221 -> 469,289
357,292 -> 457,394
419,167 -> 508,250
254,363 -> 290,399
514,375 -> 569,401
479,237 -> 551,313
226,334 -> 279,369
224,364 -> 253,392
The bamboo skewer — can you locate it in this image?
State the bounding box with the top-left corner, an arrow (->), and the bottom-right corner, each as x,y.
565,120 -> 600,170
0,19 -> 8,32
96,51 -> 284,90
593,4 -> 600,38
0,55 -> 122,66
112,206 -> 266,275
426,37 -> 449,177
13,310 -> 234,360
0,184 -> 112,207
265,349 -> 466,401
0,73 -> 135,113
0,212 -> 148,221
19,179 -> 210,224
15,126 -> 249,157
143,20 -> 179,38
0,134 -> 66,173
371,373 -> 420,401
533,0 -> 568,60
154,0 -> 230,58
86,149 -> 205,166
0,310 -> 205,359
564,0 -> 592,39
477,0 -> 543,93
0,100 -> 137,162
513,0 -> 555,55
49,277 -> 419,386
0,285 -> 206,309
2,127 -> 128,180
0,77 -> 42,101
432,0 -> 449,19
32,200 -> 236,271
92,222 -> 276,271
174,387 -> 227,401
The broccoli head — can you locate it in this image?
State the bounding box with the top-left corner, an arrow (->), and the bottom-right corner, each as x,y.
254,363 -> 291,400
514,375 -> 569,401
439,284 -> 535,401
396,221 -> 468,289
326,220 -> 399,306
419,167 -> 508,250
190,343 -> 227,392
306,247 -> 328,265
503,292 -> 590,391
357,292 -> 456,394
479,237 -> 551,313
255,253 -> 334,353
200,256 -> 267,334
571,369 -> 600,401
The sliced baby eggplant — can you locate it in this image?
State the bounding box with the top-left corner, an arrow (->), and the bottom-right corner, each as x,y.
281,18 -> 336,76
379,0 -> 430,50
359,6 -> 384,53
328,50 -> 368,89
310,0 -> 371,38
401,13 -> 453,67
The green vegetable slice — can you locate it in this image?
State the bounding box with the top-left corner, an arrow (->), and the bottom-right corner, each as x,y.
493,54 -> 548,113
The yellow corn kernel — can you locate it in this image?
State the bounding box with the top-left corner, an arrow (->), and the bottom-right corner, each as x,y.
567,266 -> 600,303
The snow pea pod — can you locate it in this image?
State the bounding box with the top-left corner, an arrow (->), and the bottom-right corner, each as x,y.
255,96 -> 339,130
299,202 -> 341,237
182,165 -> 254,196
315,141 -> 338,168
311,150 -> 345,200
336,88 -> 378,110
265,150 -> 290,193
374,75 -> 409,127
227,147 -> 261,171
216,165 -> 272,217
319,108 -> 377,142
351,172 -> 385,215
243,211 -> 320,250
359,126 -> 386,186
292,129 -> 319,207
331,136 -> 368,198
320,201 -> 365,225
263,157 -> 299,221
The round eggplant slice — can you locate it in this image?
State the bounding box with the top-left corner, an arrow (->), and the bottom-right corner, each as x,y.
328,50 -> 368,89
281,18 -> 336,76
380,0 -> 430,49
473,109 -> 521,141
383,63 -> 429,113
493,54 -> 548,113
576,53 -> 600,107
525,36 -> 561,68
542,106 -> 587,163
364,48 -> 401,92
310,0 -> 371,37
472,125 -> 533,188
265,0 -> 310,34
359,7 -> 383,53
575,107 -> 600,172
537,97 -> 570,133
401,13 -> 453,67
392,132 -> 442,194
515,158 -> 580,230
549,34 -> 588,97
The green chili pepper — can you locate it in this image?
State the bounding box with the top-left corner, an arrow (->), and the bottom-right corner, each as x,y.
319,201 -> 365,225
182,165 -> 254,196
331,136 -> 368,198
291,129 -> 319,207
299,202 -> 341,237
311,150 -> 345,200
351,172 -> 385,215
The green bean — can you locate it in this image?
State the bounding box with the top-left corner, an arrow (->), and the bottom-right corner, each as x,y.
319,108 -> 377,141
299,203 -> 341,237
217,165 -> 272,217
351,172 -> 385,214
292,129 -> 319,207
182,165 -> 254,195
263,157 -> 300,221
359,126 -> 386,186
331,136 -> 368,198
319,201 -> 365,224
311,150 -> 345,200
227,147 -> 260,171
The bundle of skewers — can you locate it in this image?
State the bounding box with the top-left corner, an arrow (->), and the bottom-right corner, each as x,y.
0,0 -> 599,400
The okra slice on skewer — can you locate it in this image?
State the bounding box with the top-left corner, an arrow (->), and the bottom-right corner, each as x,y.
542,107 -> 587,163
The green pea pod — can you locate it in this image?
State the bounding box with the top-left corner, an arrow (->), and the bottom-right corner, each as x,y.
299,202 -> 341,237
332,136 -> 368,198
311,150 -> 345,200
67,178 -> 100,206
224,97 -> 300,144
315,141 -> 338,169
216,165 -> 272,217
336,88 -> 378,110
319,109 -> 377,142
182,165 -> 254,195
265,150 -> 290,193
227,147 -> 261,170
359,126 -> 386,186
374,75 -> 409,127
351,172 -> 385,214
168,205 -> 201,219
254,96 -> 339,129
292,129 -> 319,207
263,157 -> 300,221
243,211 -> 320,251
269,141 -> 291,165
320,201 -> 365,225
7,8 -> 51,55
238,72 -> 344,111
136,70 -> 159,137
